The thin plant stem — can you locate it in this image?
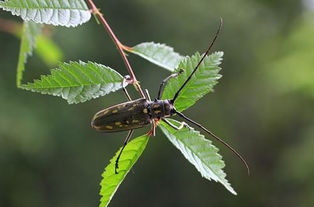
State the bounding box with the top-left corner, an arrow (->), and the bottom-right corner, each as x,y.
86,0 -> 145,98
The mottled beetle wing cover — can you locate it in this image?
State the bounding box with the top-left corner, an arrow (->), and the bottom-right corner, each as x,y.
91,98 -> 152,132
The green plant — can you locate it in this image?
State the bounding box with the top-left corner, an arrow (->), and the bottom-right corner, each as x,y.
0,0 -> 241,206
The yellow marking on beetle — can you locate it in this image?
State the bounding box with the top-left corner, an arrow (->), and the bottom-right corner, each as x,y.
105,125 -> 113,129
115,122 -> 122,126
153,104 -> 160,108
154,110 -> 161,114
117,105 -> 125,109
112,110 -> 118,113
127,107 -> 135,111
101,110 -> 109,115
132,120 -> 139,123
143,108 -> 148,114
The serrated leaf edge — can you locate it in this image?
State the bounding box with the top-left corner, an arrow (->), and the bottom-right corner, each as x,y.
129,42 -> 185,71
159,119 -> 236,195
20,61 -> 127,104
99,135 -> 149,207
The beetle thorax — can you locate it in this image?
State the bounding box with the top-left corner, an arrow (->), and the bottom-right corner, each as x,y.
147,100 -> 174,119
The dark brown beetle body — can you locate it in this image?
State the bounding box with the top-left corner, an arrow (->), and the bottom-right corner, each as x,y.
91,98 -> 175,132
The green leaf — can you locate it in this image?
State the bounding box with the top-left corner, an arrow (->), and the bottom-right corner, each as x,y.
159,119 -> 236,195
16,21 -> 42,87
0,0 -> 91,27
128,42 -> 184,71
20,61 -> 127,104
11,22 -> 63,67
99,135 -> 149,207
35,34 -> 64,66
162,52 -> 223,112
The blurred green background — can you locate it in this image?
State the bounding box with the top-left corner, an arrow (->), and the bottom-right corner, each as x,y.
1,0 -> 314,206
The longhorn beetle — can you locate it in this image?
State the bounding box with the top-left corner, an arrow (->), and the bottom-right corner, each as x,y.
91,19 -> 250,175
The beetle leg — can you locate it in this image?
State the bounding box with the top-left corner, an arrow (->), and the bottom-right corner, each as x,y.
152,121 -> 157,136
147,120 -> 158,136
144,89 -> 152,101
115,129 -> 134,174
122,87 -> 132,101
153,119 -> 159,136
122,75 -> 132,101
162,118 -> 188,130
157,69 -> 184,100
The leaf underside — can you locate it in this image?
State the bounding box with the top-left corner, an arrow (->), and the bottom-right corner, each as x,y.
16,21 -> 42,87
129,42 -> 184,71
159,119 -> 236,195
0,0 -> 91,27
99,135 -> 149,207
20,61 -> 127,104
162,52 -> 223,112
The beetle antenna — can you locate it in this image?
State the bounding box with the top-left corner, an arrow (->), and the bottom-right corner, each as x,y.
172,18 -> 223,103
175,110 -> 250,175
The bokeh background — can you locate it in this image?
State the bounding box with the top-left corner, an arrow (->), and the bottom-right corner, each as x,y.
1,0 -> 314,206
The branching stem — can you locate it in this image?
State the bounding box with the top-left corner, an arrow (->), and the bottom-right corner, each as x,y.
86,0 -> 145,98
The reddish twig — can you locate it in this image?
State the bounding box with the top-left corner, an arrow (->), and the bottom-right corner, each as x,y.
86,0 -> 145,98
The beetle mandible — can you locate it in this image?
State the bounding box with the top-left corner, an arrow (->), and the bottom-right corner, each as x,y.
91,19 -> 249,174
